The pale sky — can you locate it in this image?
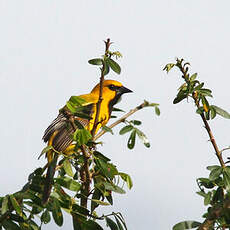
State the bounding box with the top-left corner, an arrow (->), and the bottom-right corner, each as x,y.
1,1 -> 230,229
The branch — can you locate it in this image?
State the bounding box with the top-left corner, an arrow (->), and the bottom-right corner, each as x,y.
80,38 -> 111,209
79,145 -> 91,208
200,112 -> 225,167
198,198 -> 230,230
173,59 -> 227,229
91,38 -> 111,138
94,101 -> 150,141
176,60 -> 225,168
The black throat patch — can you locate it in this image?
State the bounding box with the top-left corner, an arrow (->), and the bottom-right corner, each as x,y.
108,93 -> 122,117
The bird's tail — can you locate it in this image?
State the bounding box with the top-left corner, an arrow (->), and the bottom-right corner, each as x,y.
42,153 -> 58,204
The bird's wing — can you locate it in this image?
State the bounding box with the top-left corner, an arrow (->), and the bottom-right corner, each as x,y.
43,103 -> 95,152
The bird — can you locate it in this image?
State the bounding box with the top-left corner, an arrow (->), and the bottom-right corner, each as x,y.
42,79 -> 132,203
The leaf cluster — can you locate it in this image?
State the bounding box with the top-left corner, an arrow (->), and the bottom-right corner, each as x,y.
0,40 -> 159,230
165,58 -> 230,230
164,59 -> 230,120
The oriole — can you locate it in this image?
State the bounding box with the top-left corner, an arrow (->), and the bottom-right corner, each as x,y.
42,80 -> 132,203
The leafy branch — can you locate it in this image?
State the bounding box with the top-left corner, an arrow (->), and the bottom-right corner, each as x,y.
0,39 -> 159,230
164,58 -> 230,230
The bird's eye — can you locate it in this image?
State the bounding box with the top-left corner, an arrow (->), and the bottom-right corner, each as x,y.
108,84 -> 116,90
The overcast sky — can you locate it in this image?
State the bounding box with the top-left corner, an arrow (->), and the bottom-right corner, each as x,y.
1,1 -> 230,229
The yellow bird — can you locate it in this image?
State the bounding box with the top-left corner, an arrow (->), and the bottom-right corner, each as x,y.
42,80 -> 132,203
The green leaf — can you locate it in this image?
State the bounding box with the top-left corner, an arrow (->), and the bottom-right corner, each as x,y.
52,199 -> 63,227
224,166 -> 230,177
190,73 -> 197,81
119,125 -> 133,135
136,128 -> 150,148
72,204 -> 90,216
201,96 -> 209,112
73,129 -> 92,146
114,216 -> 124,230
212,105 -> 230,119
1,195 -> 9,214
112,107 -> 125,112
114,213 -> 127,230
223,168 -> 230,192
155,106 -> 160,116
196,191 -> 207,198
28,220 -> 40,230
102,126 -> 114,135
204,192 -> 212,205
63,159 -> 74,177
38,146 -> 53,159
9,195 -> 22,216
173,92 -> 187,104
197,178 -> 214,189
8,214 -> 24,223
55,177 -> 81,192
106,217 -> 119,230
210,106 -> 216,119
119,172 -> 133,189
82,219 -> 104,230
88,58 -> 103,65
207,165 -> 220,171
34,167 -> 43,175
95,159 -> 118,179
178,83 -> 187,91
209,167 -> 222,181
93,151 -> 111,162
91,189 -> 101,212
103,60 -> 110,76
2,220 -> 21,230
130,120 -> 142,126
107,58 -> 121,74
212,187 -> 224,203
198,89 -> 213,97
53,184 -> 71,202
163,63 -> 175,73
105,193 -> 113,205
196,107 -> 204,115
173,220 -> 201,230
91,199 -> 110,206
41,210 -> 51,224
103,182 -> 126,194
194,82 -> 204,90
127,130 -> 136,149
148,102 -> 160,107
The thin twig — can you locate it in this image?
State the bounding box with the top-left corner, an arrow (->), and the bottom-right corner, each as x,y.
200,113 -> 225,167
91,38 -> 111,138
94,101 -> 150,141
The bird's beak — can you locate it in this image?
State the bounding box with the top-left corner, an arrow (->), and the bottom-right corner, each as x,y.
119,86 -> 133,94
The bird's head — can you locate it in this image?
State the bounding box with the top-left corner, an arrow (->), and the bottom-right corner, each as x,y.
91,79 -> 132,99
91,79 -> 132,112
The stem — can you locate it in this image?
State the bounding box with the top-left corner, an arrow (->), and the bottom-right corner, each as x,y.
94,101 -> 150,140
80,145 -> 91,208
200,113 -> 225,167
91,38 -> 111,138
174,60 -> 227,229
80,38 -> 111,209
176,60 -> 225,168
